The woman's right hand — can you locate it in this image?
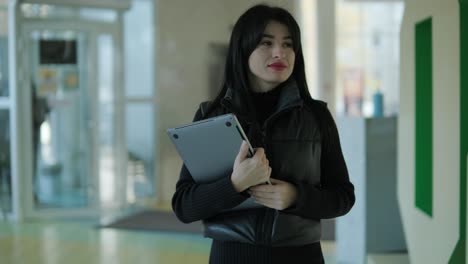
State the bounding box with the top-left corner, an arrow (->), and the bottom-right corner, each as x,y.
231,141 -> 271,192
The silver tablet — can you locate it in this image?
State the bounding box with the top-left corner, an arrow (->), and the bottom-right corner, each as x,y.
167,113 -> 260,210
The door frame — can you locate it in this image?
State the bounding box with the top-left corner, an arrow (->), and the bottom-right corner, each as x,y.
16,14 -> 127,219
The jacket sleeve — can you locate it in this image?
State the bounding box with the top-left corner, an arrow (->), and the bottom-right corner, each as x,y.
283,108 -> 355,220
171,105 -> 248,223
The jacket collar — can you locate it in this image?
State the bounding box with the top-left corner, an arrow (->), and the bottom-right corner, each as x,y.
275,79 -> 303,112
221,79 -> 303,119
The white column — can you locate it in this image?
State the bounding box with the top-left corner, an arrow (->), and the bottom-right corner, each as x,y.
316,0 -> 336,114
8,0 -> 23,221
116,11 -> 127,208
298,0 -> 319,99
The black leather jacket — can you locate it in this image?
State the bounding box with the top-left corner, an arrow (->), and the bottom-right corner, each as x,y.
173,81 -> 355,247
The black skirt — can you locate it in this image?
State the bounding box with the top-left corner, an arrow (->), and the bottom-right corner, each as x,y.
209,240 -> 325,264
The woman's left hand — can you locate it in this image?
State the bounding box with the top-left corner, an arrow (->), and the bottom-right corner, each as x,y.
248,178 -> 298,210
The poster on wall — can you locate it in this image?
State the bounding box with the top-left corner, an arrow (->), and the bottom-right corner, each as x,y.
63,69 -> 79,91
36,67 -> 58,97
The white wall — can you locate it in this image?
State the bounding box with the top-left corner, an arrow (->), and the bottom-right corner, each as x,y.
398,0 -> 461,262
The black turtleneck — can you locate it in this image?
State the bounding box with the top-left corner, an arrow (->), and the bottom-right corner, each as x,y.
251,86 -> 282,126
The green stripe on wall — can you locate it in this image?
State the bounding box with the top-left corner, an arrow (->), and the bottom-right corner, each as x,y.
449,1 -> 467,263
415,18 -> 433,217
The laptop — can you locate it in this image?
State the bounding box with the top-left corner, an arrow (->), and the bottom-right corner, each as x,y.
167,113 -> 261,210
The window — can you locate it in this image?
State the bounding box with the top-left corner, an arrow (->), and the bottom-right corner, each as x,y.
336,0 -> 404,116
123,0 -> 156,204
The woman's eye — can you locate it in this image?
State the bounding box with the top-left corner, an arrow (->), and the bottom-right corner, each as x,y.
283,42 -> 293,48
260,41 -> 272,46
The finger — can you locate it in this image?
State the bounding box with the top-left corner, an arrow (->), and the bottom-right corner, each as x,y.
254,196 -> 276,202
250,184 -> 275,193
269,178 -> 284,184
254,148 -> 265,160
235,141 -> 250,164
264,166 -> 272,185
250,191 -> 275,199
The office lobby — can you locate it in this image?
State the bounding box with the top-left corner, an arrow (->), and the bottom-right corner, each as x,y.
0,0 -> 466,263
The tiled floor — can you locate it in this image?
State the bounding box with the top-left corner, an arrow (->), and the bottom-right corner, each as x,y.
0,220 -> 211,264
0,220 -> 408,264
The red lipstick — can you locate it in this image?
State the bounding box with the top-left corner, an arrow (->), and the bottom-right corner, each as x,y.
268,62 -> 287,71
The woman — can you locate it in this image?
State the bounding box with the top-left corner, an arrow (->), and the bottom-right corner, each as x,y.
172,4 -> 355,264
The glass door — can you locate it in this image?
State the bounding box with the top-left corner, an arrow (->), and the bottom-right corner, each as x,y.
21,20 -> 125,217
28,30 -> 91,209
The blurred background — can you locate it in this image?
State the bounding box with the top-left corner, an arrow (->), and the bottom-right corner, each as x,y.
0,0 -> 465,263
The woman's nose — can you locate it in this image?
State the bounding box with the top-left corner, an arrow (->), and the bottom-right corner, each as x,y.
272,45 -> 285,58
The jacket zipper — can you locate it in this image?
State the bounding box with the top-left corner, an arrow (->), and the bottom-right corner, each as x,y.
260,105 -> 302,244
223,98 -> 302,244
260,126 -> 274,244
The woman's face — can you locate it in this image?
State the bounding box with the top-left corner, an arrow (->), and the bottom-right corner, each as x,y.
248,21 -> 295,93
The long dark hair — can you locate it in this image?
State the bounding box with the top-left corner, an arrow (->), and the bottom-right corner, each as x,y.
208,4 -> 335,146
208,4 -> 312,111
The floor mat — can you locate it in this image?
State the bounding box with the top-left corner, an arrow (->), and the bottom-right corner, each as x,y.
101,210 -> 203,234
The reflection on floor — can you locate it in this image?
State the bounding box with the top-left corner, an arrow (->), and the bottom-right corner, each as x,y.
0,220 -> 409,264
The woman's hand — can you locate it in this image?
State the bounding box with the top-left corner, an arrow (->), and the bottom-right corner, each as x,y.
231,141 -> 272,192
248,178 -> 298,210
